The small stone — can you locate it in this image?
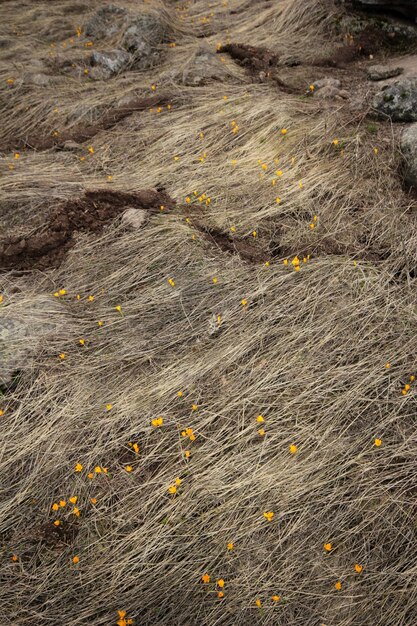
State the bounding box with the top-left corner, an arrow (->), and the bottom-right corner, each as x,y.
90,49 -> 131,78
373,77 -> 417,121
121,208 -> 147,229
315,85 -> 349,100
122,14 -> 166,69
180,47 -> 228,86
88,67 -> 111,81
367,65 -> 404,81
84,4 -> 127,39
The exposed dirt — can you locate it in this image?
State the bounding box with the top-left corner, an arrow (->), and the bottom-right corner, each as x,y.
305,26 -> 408,69
219,20 -> 417,82
7,93 -> 175,152
30,520 -> 79,547
217,43 -> 300,91
0,189 -> 174,272
217,43 -> 279,72
194,221 -> 270,264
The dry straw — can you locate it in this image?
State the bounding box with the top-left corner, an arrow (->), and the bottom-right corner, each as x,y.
0,0 -> 416,625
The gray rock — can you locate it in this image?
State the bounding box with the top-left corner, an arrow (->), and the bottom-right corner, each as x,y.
84,6 -> 166,70
315,85 -> 350,99
88,67 -> 111,81
400,122 -> 417,186
351,1 -> 417,20
311,77 -> 350,100
207,313 -> 222,337
122,14 -> 165,68
337,11 -> 417,43
181,48 -> 228,86
372,77 -> 417,120
84,4 -> 127,39
90,49 -> 131,78
0,296 -> 66,387
381,18 -> 417,39
367,64 -> 404,80
121,208 -> 147,229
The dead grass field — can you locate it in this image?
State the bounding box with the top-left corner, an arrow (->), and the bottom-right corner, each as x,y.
0,1 -> 417,625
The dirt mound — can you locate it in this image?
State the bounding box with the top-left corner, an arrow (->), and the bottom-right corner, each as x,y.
217,43 -> 303,90
0,189 -> 174,271
217,43 -> 279,72
8,93 -> 174,152
194,222 -> 269,264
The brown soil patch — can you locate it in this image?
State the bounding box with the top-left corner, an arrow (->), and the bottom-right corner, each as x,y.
217,43 -> 302,91
194,221 -> 270,264
217,43 -> 279,72
0,189 -> 175,272
9,93 -> 175,152
316,23 -> 417,68
30,520 -> 79,547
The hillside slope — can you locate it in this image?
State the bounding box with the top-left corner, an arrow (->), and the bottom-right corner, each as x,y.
0,1 -> 416,625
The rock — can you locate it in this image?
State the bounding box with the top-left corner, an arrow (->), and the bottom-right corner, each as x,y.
121,208 -> 147,229
180,47 -> 228,86
367,64 -> 404,80
0,296 -> 66,387
122,13 -> 166,68
316,85 -> 350,99
207,313 -> 222,337
88,67 -> 110,81
84,4 -> 127,39
372,77 -> 417,120
400,123 -> 417,186
84,6 -> 166,70
90,49 -> 131,78
351,1 -> 417,20
337,11 -> 417,46
380,18 -> 417,40
312,78 -> 349,100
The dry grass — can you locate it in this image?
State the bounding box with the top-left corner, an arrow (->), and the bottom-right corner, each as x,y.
1,1 -> 417,625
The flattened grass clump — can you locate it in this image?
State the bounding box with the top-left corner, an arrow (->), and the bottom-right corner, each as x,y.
1,1 -> 417,625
